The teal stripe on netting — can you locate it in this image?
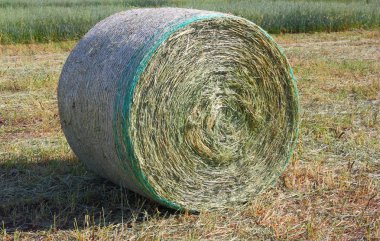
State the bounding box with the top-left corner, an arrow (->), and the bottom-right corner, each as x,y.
113,13 -> 225,210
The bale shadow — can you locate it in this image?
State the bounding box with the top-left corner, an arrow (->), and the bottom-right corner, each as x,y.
0,157 -> 177,233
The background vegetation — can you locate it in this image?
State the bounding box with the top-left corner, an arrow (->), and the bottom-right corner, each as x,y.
0,0 -> 379,43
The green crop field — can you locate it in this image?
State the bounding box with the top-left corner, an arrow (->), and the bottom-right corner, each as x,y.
0,0 -> 379,43
0,0 -> 379,240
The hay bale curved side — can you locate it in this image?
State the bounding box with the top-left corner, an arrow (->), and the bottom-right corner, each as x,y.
58,8 -> 299,211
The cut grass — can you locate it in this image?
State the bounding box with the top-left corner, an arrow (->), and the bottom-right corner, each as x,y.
0,29 -> 379,239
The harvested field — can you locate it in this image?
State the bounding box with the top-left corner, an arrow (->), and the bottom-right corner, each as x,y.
0,29 -> 379,240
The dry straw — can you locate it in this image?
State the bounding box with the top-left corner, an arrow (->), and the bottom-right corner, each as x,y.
58,8 -> 299,211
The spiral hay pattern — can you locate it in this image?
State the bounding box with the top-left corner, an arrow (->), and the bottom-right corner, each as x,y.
58,8 -> 299,211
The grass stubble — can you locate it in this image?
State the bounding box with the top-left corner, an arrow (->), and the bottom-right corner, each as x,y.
0,29 -> 379,239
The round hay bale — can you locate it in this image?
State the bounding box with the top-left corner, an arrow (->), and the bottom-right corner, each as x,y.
58,8 -> 299,211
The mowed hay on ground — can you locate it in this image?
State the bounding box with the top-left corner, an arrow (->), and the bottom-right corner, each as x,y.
58,8 -> 299,211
